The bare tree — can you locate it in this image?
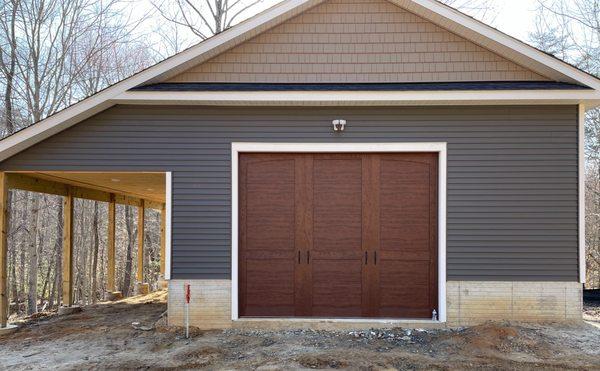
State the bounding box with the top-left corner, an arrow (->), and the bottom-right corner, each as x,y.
3,0 -> 147,124
152,0 -> 264,40
26,194 -> 40,315
90,202 -> 100,303
440,0 -> 498,22
122,206 -> 135,297
0,0 -> 21,135
529,0 -> 600,288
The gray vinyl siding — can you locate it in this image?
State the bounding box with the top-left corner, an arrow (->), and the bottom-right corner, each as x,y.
0,105 -> 579,281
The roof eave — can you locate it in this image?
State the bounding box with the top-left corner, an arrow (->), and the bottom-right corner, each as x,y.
113,89 -> 600,107
393,0 -> 600,90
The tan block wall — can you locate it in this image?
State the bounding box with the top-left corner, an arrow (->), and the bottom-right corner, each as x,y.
447,281 -> 583,326
169,0 -> 548,83
168,280 -> 582,329
168,279 -> 232,329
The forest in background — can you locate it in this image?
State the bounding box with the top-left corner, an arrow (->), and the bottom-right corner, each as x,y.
0,0 -> 599,319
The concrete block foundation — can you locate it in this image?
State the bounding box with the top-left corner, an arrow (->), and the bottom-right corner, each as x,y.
446,281 -> 583,326
168,279 -> 232,329
168,280 -> 583,329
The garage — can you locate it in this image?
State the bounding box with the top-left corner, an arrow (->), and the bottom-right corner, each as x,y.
238,152 -> 438,319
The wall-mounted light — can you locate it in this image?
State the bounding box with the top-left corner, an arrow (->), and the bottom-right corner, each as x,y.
332,119 -> 347,132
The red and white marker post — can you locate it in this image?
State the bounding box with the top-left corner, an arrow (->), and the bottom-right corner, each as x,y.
184,283 -> 191,338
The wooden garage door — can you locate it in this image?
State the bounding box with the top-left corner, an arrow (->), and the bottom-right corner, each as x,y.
239,153 -> 437,318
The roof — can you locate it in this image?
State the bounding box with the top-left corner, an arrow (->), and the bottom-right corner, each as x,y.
1,0 -> 600,162
132,81 -> 592,92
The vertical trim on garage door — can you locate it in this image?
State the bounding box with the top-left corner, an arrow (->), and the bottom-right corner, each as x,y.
231,142 -> 448,323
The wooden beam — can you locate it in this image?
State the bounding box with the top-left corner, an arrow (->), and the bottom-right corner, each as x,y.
160,204 -> 166,277
8,173 -> 68,196
137,200 -> 145,283
70,187 -> 111,203
62,190 -> 74,307
0,173 -> 9,328
145,200 -> 164,211
107,194 -> 116,292
7,173 -> 161,209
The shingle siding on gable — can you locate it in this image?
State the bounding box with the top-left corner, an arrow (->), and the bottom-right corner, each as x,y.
0,105 -> 578,282
168,0 -> 549,83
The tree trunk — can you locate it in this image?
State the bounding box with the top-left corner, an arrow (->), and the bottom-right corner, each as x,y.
40,249 -> 53,307
90,202 -> 100,303
50,199 -> 63,308
27,195 -> 40,315
8,192 -> 18,305
19,192 -> 29,301
1,0 -> 19,135
122,206 -> 134,297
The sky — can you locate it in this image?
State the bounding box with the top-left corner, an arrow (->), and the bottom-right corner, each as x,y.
491,0 -> 540,41
241,0 -> 543,42
139,0 -> 544,54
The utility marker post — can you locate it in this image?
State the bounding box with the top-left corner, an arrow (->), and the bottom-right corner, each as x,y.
185,283 -> 191,339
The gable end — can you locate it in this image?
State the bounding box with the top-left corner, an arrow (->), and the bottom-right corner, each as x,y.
168,0 -> 550,84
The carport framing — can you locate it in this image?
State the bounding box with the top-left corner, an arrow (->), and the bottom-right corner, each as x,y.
0,171 -> 167,328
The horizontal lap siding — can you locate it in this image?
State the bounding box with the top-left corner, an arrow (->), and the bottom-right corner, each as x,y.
0,105 -> 579,281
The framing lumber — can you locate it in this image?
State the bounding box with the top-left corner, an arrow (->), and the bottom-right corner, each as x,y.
137,200 -> 145,283
7,173 -> 164,210
107,194 -> 116,292
62,190 -> 74,307
160,204 -> 166,277
0,173 -> 9,328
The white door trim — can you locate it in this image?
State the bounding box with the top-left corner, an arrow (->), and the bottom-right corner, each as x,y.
231,142 -> 448,322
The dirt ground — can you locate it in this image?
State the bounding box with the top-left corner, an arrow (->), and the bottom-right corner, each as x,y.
1,291 -> 599,370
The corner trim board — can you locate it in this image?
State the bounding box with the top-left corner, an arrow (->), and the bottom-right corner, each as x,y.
578,105 -> 586,283
165,172 -> 173,280
230,142 -> 448,322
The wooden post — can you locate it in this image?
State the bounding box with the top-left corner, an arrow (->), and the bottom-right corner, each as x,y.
62,189 -> 74,307
160,204 -> 166,278
0,173 -> 9,328
107,194 -> 116,292
136,200 -> 145,283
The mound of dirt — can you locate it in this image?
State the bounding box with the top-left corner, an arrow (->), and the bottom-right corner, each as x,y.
435,322 -> 549,357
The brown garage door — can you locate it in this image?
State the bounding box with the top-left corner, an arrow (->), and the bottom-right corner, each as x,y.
239,153 -> 438,318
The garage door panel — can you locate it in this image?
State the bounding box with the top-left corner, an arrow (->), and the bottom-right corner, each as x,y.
379,261 -> 430,307
379,249 -> 431,261
380,158 -> 431,256
311,259 -> 364,317
240,155 -> 298,317
375,154 -> 438,318
245,158 -> 295,251
314,157 -> 362,254
245,259 -> 295,303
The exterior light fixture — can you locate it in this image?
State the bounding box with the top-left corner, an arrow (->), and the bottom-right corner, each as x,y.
332,119 -> 347,132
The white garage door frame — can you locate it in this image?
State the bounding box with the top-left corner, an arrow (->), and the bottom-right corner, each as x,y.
231,142 -> 448,323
